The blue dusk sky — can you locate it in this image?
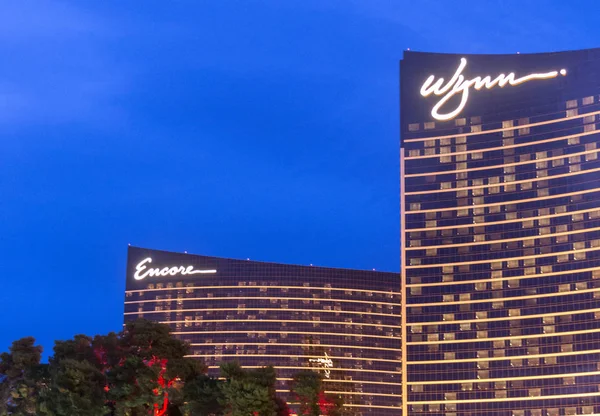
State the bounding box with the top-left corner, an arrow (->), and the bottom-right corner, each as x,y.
1,0 -> 599,358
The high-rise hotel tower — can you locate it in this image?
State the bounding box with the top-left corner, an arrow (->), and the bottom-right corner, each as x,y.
124,246 -> 401,415
401,48 -> 600,415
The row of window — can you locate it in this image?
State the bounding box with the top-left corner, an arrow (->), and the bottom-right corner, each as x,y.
406,96 -> 597,134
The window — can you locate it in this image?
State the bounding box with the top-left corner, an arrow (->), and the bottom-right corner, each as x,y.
518,117 -> 530,135
502,120 -> 514,137
566,99 -> 578,109
583,95 -> 595,105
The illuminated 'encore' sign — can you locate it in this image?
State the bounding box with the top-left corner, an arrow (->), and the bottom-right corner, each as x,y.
309,352 -> 333,378
420,58 -> 567,121
134,257 -> 217,280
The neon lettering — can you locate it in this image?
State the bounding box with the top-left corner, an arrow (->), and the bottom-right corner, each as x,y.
134,257 -> 217,280
420,58 -> 567,121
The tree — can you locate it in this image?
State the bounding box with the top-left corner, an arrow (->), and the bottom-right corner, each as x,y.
181,374 -> 224,416
219,362 -> 285,416
289,370 -> 343,416
0,337 -> 45,416
289,371 -> 320,416
36,319 -> 206,416
38,359 -> 109,416
104,319 -> 206,416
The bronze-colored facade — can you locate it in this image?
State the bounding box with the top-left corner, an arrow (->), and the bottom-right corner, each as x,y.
401,48 -> 600,415
124,246 -> 401,415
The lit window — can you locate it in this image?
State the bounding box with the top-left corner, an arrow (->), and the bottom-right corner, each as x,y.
583,96 -> 595,105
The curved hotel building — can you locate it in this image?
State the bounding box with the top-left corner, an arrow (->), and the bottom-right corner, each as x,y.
124,246 -> 401,415
401,48 -> 600,415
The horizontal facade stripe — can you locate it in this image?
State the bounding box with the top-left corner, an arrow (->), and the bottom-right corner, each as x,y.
275,390 -> 400,398
403,109 -> 600,143
124,308 -> 399,318
186,354 -> 400,363
406,307 -> 600,326
406,327 -> 600,345
408,391 -> 600,405
163,319 -> 401,329
206,365 -> 401,375
286,402 -> 402,410
406,246 -> 600,269
405,165 -> 600,195
172,330 -> 399,340
407,369 -> 600,384
125,296 -> 399,307
408,285 -> 600,306
405,224 -> 600,250
334,405 -> 401,409
408,347 -> 600,364
405,206 -> 600,231
405,185 -> 600,214
406,265 -> 600,287
190,342 -> 401,352
276,378 -> 402,386
125,285 -> 400,296
404,123 -> 599,160
404,147 -> 600,178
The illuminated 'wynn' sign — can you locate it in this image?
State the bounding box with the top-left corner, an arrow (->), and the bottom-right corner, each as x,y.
134,257 -> 217,280
420,58 -> 567,121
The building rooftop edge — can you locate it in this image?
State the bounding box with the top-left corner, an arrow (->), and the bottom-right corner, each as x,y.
128,245 -> 400,276
402,46 -> 600,59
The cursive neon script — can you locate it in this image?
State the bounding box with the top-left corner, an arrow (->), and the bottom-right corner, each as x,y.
309,352 -> 333,378
133,257 -> 217,280
420,58 -> 567,121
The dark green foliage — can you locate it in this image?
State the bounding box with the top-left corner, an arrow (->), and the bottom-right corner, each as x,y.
219,362 -> 284,416
50,334 -> 97,365
104,319 -> 206,416
38,359 -> 109,416
0,337 -> 45,416
181,374 -> 224,416
289,370 -> 344,416
289,371 -> 321,416
1,321 -> 341,416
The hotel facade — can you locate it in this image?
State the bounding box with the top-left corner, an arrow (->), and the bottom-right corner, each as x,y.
124,246 -> 401,415
401,48 -> 600,415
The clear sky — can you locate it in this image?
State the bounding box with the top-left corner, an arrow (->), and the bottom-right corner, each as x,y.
1,0 -> 599,358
